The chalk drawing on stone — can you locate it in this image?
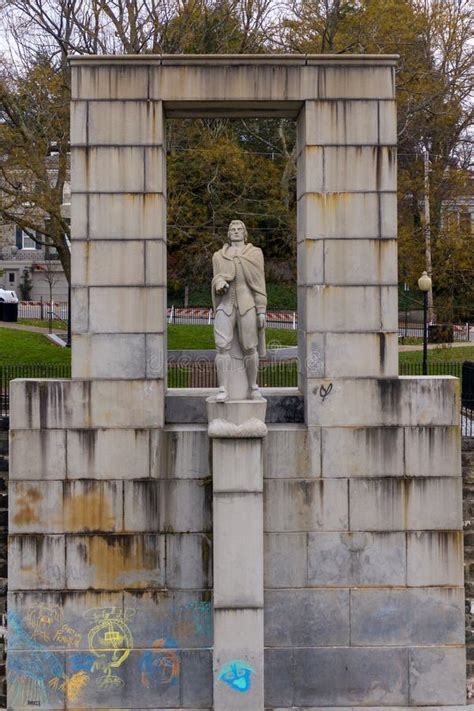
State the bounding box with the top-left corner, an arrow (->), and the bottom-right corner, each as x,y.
85,606 -> 135,688
66,653 -> 99,703
54,623 -> 82,647
63,669 -> 90,703
172,600 -> 212,641
26,602 -> 63,642
9,601 -> 211,705
141,638 -> 180,688
218,659 -> 255,692
7,612 -> 65,707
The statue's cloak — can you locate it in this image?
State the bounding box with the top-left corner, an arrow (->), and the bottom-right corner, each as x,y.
211,243 -> 267,313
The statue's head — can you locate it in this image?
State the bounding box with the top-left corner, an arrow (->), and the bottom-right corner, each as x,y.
227,220 -> 248,244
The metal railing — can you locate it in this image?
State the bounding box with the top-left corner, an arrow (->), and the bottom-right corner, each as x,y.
398,320 -> 471,342
168,359 -> 298,388
13,302 -> 473,339
18,300 -> 68,321
462,407 -> 474,438
398,361 -> 463,379
0,364 -> 71,417
167,307 -> 298,329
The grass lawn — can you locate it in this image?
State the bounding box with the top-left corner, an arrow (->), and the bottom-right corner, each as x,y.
18,318 -> 67,331
0,327 -> 71,366
399,345 -> 474,365
1,324 -> 473,372
168,324 -> 298,349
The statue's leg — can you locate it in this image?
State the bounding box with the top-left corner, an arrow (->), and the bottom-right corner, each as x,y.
240,309 -> 263,400
214,309 -> 234,401
244,348 -> 259,390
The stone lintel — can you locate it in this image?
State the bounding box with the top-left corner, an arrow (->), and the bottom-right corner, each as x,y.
69,53 -> 398,66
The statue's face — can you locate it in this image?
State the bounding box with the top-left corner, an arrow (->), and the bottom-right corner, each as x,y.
228,221 -> 245,243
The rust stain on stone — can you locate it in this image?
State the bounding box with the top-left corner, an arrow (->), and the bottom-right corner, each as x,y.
12,486 -> 42,526
85,536 -> 161,589
63,486 -> 115,532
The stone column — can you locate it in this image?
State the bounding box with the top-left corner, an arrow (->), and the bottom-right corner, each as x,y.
208,399 -> 267,711
296,88 -> 398,421
70,69 -> 167,392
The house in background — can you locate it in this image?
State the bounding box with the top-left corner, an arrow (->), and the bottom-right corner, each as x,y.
0,181 -> 70,302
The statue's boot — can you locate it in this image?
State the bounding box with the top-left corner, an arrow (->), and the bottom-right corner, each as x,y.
215,352 -> 231,402
250,385 -> 264,401
215,387 -> 228,402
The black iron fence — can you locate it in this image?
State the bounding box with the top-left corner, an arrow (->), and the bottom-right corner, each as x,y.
398,360 -> 463,379
462,362 -> 474,409
398,321 -> 471,342
462,408 -> 474,437
168,360 -> 298,389
0,361 -> 298,415
160,360 -> 467,387
0,364 -> 71,417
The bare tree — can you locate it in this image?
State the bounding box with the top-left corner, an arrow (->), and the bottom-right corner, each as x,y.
0,0 -> 280,284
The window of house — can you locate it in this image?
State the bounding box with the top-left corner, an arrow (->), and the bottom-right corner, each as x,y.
15,226 -> 41,251
22,233 -> 37,249
8,273 -> 15,283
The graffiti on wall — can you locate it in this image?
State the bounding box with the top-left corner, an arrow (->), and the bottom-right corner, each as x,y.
26,603 -> 63,642
8,612 -> 64,708
8,600 -> 211,707
86,607 -> 135,688
141,638 -> 180,688
218,660 -> 255,693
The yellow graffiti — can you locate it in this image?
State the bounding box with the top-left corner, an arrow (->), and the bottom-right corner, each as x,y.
26,603 -> 63,642
65,671 -> 90,702
54,624 -> 81,648
47,670 -> 90,703
85,607 -> 135,688
48,676 -> 63,692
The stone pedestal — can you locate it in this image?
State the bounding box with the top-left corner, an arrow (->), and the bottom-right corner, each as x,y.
207,399 -> 267,710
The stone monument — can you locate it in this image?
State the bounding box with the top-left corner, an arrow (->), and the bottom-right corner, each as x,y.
7,54 -> 465,711
211,219 -> 266,402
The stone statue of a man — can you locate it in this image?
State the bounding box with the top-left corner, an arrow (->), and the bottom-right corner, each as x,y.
212,220 -> 267,402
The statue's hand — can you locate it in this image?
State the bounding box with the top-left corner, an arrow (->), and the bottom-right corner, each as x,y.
258,313 -> 266,329
215,279 -> 229,295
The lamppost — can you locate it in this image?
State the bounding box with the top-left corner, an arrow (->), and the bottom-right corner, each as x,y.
418,270 -> 432,375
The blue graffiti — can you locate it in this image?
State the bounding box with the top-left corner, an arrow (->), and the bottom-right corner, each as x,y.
141,638 -> 180,688
69,652 -> 96,673
218,660 -> 255,693
7,613 -> 65,707
181,601 -> 212,638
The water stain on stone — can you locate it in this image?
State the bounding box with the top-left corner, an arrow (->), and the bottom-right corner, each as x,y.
342,532 -> 370,553
297,480 -> 314,506
379,332 -> 386,370
201,534 -> 212,586
378,379 -> 401,419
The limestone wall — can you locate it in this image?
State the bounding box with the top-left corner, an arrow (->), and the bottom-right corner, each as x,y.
7,54 -> 466,710
263,388 -> 465,708
0,416 -> 7,709
6,379 -> 466,709
8,381 -> 213,709
463,436 -> 474,698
